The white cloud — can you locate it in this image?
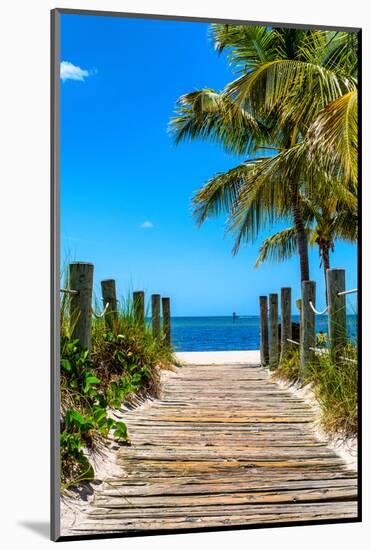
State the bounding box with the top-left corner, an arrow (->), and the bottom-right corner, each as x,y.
140,221 -> 154,229
60,60 -> 95,82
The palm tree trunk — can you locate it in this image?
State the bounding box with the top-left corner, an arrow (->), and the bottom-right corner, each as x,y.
292,191 -> 310,282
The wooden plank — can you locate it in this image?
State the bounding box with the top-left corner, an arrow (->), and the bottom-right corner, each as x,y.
97,484 -> 356,505
69,360 -> 357,535
72,501 -> 358,533
96,478 -> 356,498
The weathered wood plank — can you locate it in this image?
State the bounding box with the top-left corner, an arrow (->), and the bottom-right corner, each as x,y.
72,501 -> 358,533
70,360 -> 357,535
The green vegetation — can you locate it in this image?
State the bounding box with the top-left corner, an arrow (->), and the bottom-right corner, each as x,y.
59,26 -> 358,490
273,340 -> 357,438
169,27 -> 358,285
60,293 -> 174,491
255,195 -> 357,296
169,26 -> 358,440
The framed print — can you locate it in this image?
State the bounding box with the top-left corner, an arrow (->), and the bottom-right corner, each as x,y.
51,8 -> 361,541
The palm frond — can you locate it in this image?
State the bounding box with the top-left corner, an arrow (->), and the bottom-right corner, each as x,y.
210,24 -> 279,70
169,88 -> 267,155
255,226 -> 312,267
330,209 -> 358,242
226,59 -> 356,130
169,25 -> 358,273
306,90 -> 358,185
192,161 -> 260,225
298,31 -> 358,76
227,148 -> 306,252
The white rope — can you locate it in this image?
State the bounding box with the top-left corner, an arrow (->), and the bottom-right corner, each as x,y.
92,302 -> 110,319
287,338 -> 300,346
60,288 -> 78,295
287,338 -> 357,364
337,288 -> 358,296
309,301 -> 328,315
339,356 -> 358,364
309,346 -> 327,355
287,340 -> 326,354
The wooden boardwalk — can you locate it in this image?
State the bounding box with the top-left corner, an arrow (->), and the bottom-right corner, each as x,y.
72,361 -> 357,534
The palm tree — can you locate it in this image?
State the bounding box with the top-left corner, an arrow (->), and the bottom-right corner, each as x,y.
169,26 -> 358,283
306,89 -> 358,186
255,193 -> 357,299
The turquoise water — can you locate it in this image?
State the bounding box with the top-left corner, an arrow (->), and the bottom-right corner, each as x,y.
170,315 -> 358,352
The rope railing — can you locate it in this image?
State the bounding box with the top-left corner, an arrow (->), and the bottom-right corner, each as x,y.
287,338 -> 325,354
259,269 -> 357,378
309,301 -> 328,315
61,287 -> 112,319
62,287 -> 110,318
309,291 -> 357,315
307,288 -> 357,316
286,338 -> 356,364
60,288 -> 79,295
92,302 -> 110,319
287,338 -> 300,346
339,356 -> 357,364
64,263 -> 172,351
338,288 -> 357,296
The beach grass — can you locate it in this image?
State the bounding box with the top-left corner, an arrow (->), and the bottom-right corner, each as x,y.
60,289 -> 175,490
273,340 -> 357,439
307,343 -> 358,437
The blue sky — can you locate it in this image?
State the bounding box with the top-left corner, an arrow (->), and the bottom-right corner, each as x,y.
60,14 -> 357,316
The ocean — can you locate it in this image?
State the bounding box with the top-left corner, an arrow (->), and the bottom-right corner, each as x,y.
170,315 -> 358,352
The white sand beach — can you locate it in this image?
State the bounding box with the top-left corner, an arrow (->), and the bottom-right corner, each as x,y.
176,350 -> 261,365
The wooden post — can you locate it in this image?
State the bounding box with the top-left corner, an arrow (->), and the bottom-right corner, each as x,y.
151,294 -> 161,339
296,298 -> 303,344
162,297 -> 171,346
269,293 -> 279,368
280,287 -> 292,362
326,268 -> 346,359
301,280 -> 316,374
259,296 -> 269,367
133,291 -> 145,326
101,279 -> 118,329
69,262 -> 94,351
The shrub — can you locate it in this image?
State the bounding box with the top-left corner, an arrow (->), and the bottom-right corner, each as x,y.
307,343 -> 358,438
273,340 -> 357,438
273,347 -> 301,384
60,295 -> 174,490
